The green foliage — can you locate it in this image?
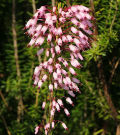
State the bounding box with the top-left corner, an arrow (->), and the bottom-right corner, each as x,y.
0,0 -> 120,135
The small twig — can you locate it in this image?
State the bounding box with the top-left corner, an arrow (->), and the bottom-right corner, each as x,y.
89,0 -> 98,37
110,0 -> 118,33
0,91 -> 9,108
32,0 -> 36,14
109,56 -> 116,66
109,58 -> 120,84
52,0 -> 55,7
66,0 -> 71,7
1,115 -> 12,135
105,0 -> 113,26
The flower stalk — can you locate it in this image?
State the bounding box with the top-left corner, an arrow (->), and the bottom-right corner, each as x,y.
24,4 -> 94,135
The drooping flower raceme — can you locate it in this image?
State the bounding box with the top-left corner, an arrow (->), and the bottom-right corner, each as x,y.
24,5 -> 93,135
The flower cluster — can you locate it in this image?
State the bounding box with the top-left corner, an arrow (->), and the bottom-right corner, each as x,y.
24,5 -> 93,135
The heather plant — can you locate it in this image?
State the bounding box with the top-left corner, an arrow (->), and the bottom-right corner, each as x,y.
0,0 -> 120,135
24,4 -> 94,134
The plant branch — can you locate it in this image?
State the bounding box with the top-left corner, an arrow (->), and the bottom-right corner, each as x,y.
0,90 -> 9,108
1,115 -> 12,135
109,58 -> 120,84
89,0 -> 118,121
89,0 -> 98,37
110,0 -> 118,33
32,0 -> 36,14
52,0 -> 55,7
66,0 -> 71,7
12,0 -> 24,122
97,59 -> 118,120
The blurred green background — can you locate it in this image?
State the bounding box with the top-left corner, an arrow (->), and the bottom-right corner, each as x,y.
0,0 -> 120,134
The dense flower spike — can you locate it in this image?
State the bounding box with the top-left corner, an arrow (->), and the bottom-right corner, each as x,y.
25,4 -> 93,134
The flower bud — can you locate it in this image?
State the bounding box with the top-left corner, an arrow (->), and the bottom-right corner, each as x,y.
54,81 -> 58,89
41,25 -> 48,34
47,34 -> 52,42
48,58 -> 53,64
42,74 -> 47,82
48,65 -> 53,73
52,100 -> 56,108
71,27 -> 78,34
42,102 -> 46,109
69,45 -> 79,53
66,97 -> 74,106
49,84 -> 53,92
53,72 -> 58,80
46,50 -> 50,57
57,99 -> 63,107
70,59 -> 81,68
35,126 -> 39,134
72,77 -> 80,84
53,7 -> 56,12
62,123 -> 68,130
67,35 -> 73,42
51,109 -> 55,116
51,121 -> 55,128
35,36 -> 44,46
57,27 -> 62,35
69,67 -> 76,75
68,91 -> 75,97
55,45 -> 61,54
64,108 -> 70,116
62,35 -> 68,42
38,80 -> 43,88
36,48 -> 44,56
55,103 -> 60,112
57,38 -> 62,46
